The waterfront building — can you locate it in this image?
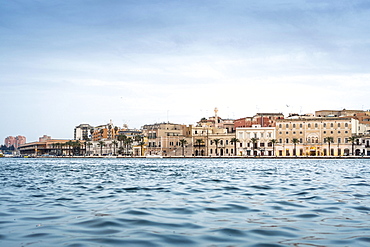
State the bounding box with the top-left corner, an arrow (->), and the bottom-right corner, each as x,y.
19,139 -> 85,156
356,135 -> 370,156
92,120 -> 119,141
234,113 -> 284,128
191,108 -> 237,156
275,116 -> 366,156
236,124 -> 276,156
4,135 -> 26,149
142,122 -> 192,157
74,124 -> 94,140
191,124 -> 236,156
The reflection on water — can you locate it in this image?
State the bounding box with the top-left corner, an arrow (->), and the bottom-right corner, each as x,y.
1,158 -> 370,246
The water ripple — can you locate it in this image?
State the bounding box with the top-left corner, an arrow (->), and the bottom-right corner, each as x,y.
1,158 -> 370,246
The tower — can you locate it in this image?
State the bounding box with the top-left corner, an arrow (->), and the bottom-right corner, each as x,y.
214,107 -> 218,128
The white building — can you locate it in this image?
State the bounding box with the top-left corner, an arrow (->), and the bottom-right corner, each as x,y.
236,124 -> 276,156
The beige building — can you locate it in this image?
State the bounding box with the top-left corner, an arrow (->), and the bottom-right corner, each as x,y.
275,117 -> 364,156
191,125 -> 236,156
142,123 -> 192,157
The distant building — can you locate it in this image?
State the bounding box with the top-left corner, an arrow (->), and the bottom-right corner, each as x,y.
74,123 -> 94,140
39,135 -> 51,142
275,117 -> 366,156
4,135 -> 26,149
234,113 -> 284,128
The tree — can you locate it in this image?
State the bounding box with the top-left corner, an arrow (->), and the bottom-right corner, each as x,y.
112,140 -> 118,155
179,139 -> 188,156
270,139 -> 277,156
195,139 -> 204,156
117,134 -> 127,151
213,138 -> 221,156
348,135 -> 359,156
124,137 -> 133,156
324,137 -> 334,156
291,138 -> 299,156
86,142 -> 93,156
98,141 -> 105,156
66,140 -> 74,156
250,138 -> 259,156
74,140 -> 81,156
114,126 -> 119,139
230,138 -> 240,156
139,141 -> 145,156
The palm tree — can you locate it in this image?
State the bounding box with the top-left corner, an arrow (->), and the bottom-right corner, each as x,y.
112,140 -> 118,155
213,138 -> 221,156
291,138 -> 299,156
195,139 -> 204,156
134,135 -> 142,142
179,139 -> 188,156
250,138 -> 258,156
86,142 -> 93,156
98,141 -> 105,156
230,138 -> 240,156
66,140 -> 74,156
348,135 -> 359,156
114,126 -> 119,139
324,137 -> 334,156
74,140 -> 81,156
123,137 -> 133,156
139,141 -> 145,156
108,125 -> 112,139
117,134 -> 127,151
270,139 -> 277,156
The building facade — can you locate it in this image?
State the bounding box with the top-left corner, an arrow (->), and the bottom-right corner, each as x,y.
275,117 -> 365,156
74,124 -> 94,140
142,123 -> 192,156
4,135 -> 26,149
236,125 -> 276,156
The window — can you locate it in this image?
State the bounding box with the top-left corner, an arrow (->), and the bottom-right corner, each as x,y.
338,123 -> 341,128
299,138 -> 303,143
338,138 -> 341,143
293,124 -> 296,128
323,123 -> 326,128
286,138 -> 289,143
220,140 -> 223,145
279,139 -> 282,143
308,124 -> 311,128
226,140 -> 229,145
345,123 -> 348,127
286,124 -> 289,128
330,123 -> 334,128
240,143 -> 243,147
315,123 -> 318,128
300,124 -> 302,128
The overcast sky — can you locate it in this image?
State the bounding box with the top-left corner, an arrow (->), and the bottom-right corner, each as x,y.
1,0 -> 370,142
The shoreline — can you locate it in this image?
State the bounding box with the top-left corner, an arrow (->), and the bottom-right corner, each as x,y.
9,155 -> 370,159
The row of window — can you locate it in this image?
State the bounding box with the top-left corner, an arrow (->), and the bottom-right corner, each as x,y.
278,130 -> 349,135
278,122 -> 349,129
238,132 -> 273,139
277,138 -> 349,144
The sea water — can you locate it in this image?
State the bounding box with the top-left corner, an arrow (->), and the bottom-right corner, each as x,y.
0,158 -> 369,247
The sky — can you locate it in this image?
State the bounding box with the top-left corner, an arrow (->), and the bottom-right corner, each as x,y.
1,0 -> 370,142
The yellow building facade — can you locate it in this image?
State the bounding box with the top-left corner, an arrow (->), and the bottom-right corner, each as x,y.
275,117 -> 362,156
